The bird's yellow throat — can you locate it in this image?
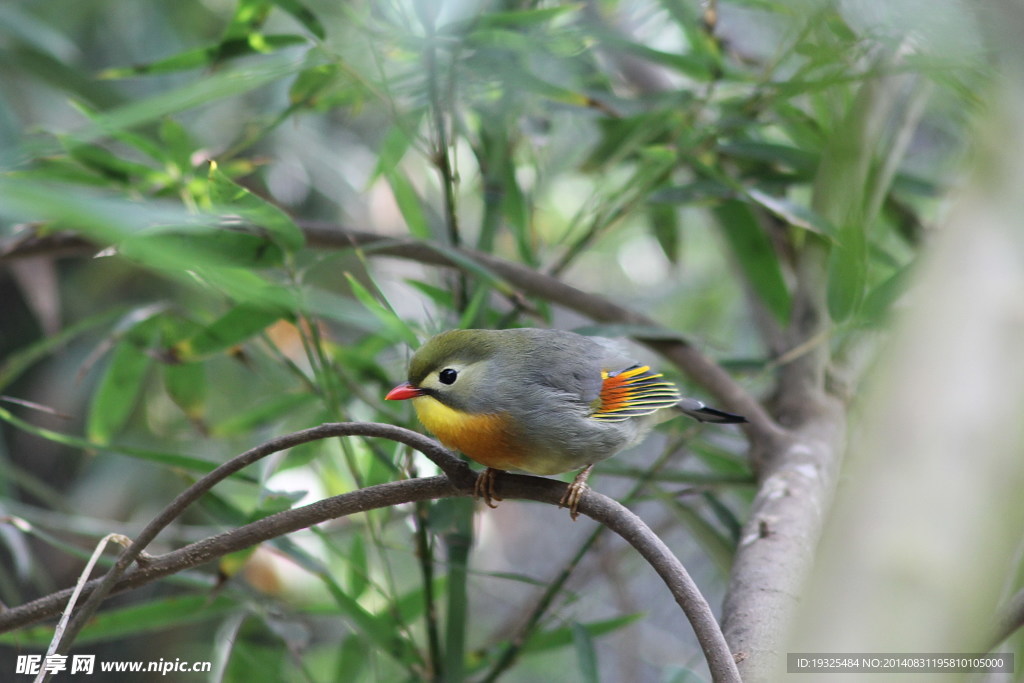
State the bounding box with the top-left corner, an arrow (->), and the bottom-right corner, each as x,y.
411,395 -> 522,470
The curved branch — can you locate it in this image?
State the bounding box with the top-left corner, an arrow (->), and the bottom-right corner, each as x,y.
0,468 -> 740,682
51,422 -> 472,657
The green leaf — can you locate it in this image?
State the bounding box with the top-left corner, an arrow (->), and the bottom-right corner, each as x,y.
53,52 -> 311,152
99,45 -> 221,78
310,564 -> 416,665
208,162 -> 305,253
384,168 -> 431,239
61,139 -> 160,184
826,222 -> 868,322
159,117 -> 197,172
0,404 -> 251,476
373,123 -> 416,179
66,100 -> 169,163
598,33 -> 712,80
747,188 -> 835,238
648,180 -> 733,204
344,273 -> 419,347
583,112 -> 676,171
120,225 -> 286,269
0,595 -> 239,646
222,0 -> 271,41
712,200 -> 792,322
163,361 -> 206,421
861,262 -> 914,325
404,279 -> 454,310
720,142 -> 818,176
173,303 -> 286,362
522,614 -> 643,654
336,635 -> 368,680
288,62 -> 342,107
87,335 -> 156,445
346,534 -> 369,599
648,201 -> 680,264
572,622 -> 600,683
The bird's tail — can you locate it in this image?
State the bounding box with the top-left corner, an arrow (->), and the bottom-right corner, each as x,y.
677,398 -> 748,424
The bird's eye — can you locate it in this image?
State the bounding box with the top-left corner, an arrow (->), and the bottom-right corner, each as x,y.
439,368 -> 458,385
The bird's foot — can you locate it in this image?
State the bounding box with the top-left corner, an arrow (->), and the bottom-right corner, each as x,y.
474,467 -> 504,509
558,464 -> 594,521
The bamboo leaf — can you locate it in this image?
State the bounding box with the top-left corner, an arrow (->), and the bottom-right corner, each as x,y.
712,200 -> 792,322
0,595 -> 239,646
572,622 -> 600,683
119,226 -> 285,269
208,162 -> 305,253
0,405 -> 232,474
522,614 -> 643,654
173,303 -> 285,362
747,188 -> 835,238
87,333 -> 156,445
826,222 -> 868,322
163,361 -> 206,421
384,169 -> 431,239
343,273 -> 419,347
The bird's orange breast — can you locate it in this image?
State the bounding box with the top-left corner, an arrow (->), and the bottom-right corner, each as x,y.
412,396 -> 526,471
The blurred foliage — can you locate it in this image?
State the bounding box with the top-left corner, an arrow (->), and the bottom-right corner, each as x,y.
0,0 -> 984,680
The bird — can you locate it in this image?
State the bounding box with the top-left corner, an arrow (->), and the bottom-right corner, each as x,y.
385,328 -> 746,519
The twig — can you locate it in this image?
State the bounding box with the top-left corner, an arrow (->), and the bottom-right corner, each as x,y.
417,2 -> 466,311
410,460 -> 443,681
34,533 -> 132,683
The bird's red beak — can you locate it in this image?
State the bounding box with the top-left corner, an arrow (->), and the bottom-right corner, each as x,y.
385,382 -> 425,401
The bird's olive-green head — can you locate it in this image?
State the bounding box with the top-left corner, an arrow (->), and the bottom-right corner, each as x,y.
401,329 -> 507,413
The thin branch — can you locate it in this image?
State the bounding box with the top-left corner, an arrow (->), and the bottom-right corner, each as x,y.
0,476 -> 457,633
0,226 -> 781,447
0,465 -> 740,682
417,1 -> 466,312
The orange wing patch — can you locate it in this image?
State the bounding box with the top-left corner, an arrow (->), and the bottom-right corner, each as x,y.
592,365 -> 682,422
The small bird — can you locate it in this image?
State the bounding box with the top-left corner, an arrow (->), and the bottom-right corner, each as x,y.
385,328 -> 746,519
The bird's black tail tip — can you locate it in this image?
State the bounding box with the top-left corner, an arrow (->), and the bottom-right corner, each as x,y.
692,406 -> 748,424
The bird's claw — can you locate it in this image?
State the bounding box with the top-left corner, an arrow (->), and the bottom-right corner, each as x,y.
474,468 -> 503,509
558,464 -> 594,521
558,483 -> 587,521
